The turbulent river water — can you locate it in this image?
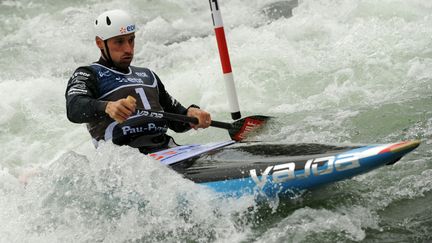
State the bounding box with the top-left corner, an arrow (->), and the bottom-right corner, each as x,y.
0,0 -> 431,242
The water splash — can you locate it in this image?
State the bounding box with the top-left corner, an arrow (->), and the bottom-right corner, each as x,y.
1,143 -> 256,242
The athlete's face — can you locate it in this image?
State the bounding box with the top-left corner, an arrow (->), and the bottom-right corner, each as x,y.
98,33 -> 135,70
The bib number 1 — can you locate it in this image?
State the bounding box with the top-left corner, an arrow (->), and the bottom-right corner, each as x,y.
135,87 -> 151,109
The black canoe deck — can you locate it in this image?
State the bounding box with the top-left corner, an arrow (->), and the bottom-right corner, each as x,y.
170,143 -> 361,183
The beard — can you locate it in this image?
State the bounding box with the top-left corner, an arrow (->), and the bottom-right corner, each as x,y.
113,56 -> 133,71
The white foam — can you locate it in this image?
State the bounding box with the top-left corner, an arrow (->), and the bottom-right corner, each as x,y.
0,0 -> 431,241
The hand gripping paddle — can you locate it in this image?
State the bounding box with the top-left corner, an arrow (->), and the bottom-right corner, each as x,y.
126,97 -> 270,142
138,109 -> 270,142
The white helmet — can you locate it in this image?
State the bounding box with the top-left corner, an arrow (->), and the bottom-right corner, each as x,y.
95,9 -> 136,40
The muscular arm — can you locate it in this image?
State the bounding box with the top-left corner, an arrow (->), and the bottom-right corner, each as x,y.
65,67 -> 108,123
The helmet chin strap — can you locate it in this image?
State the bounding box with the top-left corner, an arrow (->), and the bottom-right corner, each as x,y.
101,40 -> 115,68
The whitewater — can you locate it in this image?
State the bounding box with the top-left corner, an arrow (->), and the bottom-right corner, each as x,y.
0,0 -> 431,242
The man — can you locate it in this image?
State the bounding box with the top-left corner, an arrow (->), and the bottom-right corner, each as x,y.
65,9 -> 211,153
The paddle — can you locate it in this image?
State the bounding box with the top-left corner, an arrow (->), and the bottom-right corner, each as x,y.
122,96 -> 269,141
137,109 -> 270,142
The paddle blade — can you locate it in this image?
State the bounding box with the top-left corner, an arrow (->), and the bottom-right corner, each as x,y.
229,115 -> 271,141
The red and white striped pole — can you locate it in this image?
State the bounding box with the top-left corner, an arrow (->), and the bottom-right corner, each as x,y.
209,0 -> 241,120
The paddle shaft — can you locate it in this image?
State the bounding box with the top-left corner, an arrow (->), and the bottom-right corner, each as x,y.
139,110 -> 233,130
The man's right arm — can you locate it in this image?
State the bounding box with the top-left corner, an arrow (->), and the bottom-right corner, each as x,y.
65,67 -> 108,123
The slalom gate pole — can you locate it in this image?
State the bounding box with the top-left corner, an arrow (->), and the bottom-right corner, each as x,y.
209,0 -> 241,120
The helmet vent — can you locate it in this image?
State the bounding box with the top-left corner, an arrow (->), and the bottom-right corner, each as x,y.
95,20 -> 98,25
106,16 -> 111,25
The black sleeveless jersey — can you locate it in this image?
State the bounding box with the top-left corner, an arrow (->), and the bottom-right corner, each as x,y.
65,59 -> 192,151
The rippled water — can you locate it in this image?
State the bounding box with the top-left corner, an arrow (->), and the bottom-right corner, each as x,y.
0,0 -> 431,242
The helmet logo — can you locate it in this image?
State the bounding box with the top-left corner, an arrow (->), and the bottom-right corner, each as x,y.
127,24 -> 135,32
119,25 -> 135,34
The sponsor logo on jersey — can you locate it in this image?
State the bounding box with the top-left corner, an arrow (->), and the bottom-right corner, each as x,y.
72,82 -> 87,90
114,76 -> 143,84
98,70 -> 111,78
250,153 -> 360,190
170,97 -> 178,106
126,77 -> 144,83
136,110 -> 163,119
73,71 -> 90,78
67,88 -> 87,95
70,78 -> 87,85
136,72 -> 149,78
121,123 -> 166,135
67,80 -> 88,96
